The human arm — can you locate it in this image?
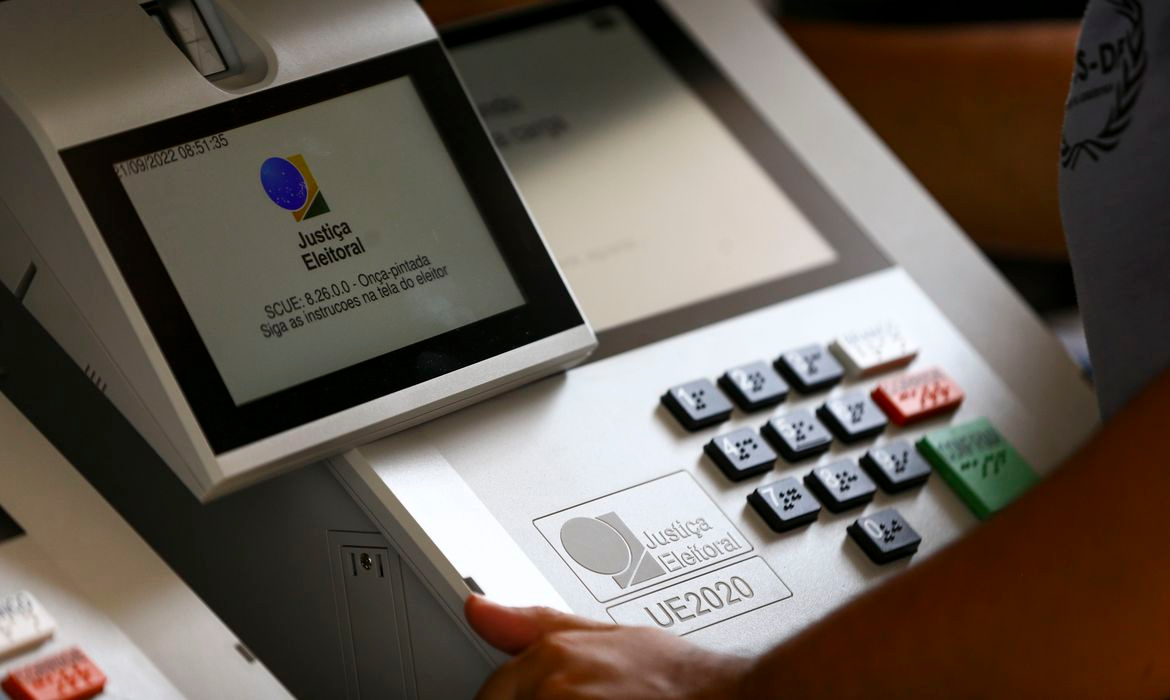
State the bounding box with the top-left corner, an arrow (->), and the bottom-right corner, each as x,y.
737,365 -> 1170,698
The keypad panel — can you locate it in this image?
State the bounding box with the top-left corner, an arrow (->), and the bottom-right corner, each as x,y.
655,326 -> 991,574
704,428 -> 777,481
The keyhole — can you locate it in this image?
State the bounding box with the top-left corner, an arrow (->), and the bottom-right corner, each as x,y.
360,553 -> 373,570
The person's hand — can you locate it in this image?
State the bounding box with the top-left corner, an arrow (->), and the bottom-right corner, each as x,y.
465,595 -> 752,700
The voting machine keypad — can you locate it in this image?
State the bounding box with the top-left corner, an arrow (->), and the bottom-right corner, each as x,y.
661,379 -> 733,431
804,459 -> 877,513
861,441 -> 932,492
848,508 -> 921,564
656,323 -> 1037,569
705,428 -> 777,481
719,361 -> 789,411
775,344 -> 844,394
918,419 -> 1038,519
817,393 -> 888,443
762,410 -> 833,462
749,477 -> 821,532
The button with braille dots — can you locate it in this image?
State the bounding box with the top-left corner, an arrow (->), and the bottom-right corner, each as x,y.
917,418 -> 1037,519
761,409 -> 833,462
829,323 -> 918,378
803,459 -> 876,512
704,428 -> 777,481
748,477 -> 821,532
861,441 -> 932,493
775,344 -> 844,394
848,508 -> 921,564
871,367 -> 965,426
661,379 -> 733,431
2,647 -> 107,700
718,361 -> 789,411
817,393 -> 888,443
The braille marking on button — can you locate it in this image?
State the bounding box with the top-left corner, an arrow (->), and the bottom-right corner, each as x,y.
829,323 -> 918,377
775,344 -> 844,393
872,367 -> 965,426
661,379 -> 733,431
848,508 -> 921,564
817,393 -> 887,443
719,361 -> 788,411
804,459 -> 876,512
861,440 -> 932,493
0,591 -> 55,661
1,647 -> 106,700
761,409 -> 833,462
748,477 -> 821,532
917,418 -> 1038,519
705,427 -> 777,481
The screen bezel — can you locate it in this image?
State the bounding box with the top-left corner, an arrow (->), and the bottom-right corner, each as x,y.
61,41 -> 583,455
444,0 -> 890,359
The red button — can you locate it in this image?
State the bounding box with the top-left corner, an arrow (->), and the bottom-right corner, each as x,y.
2,647 -> 106,700
871,368 -> 964,426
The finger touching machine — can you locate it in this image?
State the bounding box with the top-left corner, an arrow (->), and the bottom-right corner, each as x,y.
0,0 -> 1097,698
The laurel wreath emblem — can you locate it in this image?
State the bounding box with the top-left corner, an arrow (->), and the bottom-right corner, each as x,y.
1061,0 -> 1147,169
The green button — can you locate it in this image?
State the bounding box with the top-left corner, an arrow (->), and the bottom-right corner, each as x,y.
916,418 -> 1038,519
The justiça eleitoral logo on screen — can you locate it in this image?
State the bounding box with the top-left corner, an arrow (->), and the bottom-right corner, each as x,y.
260,155 -> 367,271
259,155 -> 330,222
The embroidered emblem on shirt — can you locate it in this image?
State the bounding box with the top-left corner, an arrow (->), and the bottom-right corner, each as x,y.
1061,0 -> 1147,169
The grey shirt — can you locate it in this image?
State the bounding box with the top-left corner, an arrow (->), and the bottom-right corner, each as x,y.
1060,0 -> 1170,418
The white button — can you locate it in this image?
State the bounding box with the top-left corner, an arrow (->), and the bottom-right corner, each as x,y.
0,591 -> 56,660
829,323 -> 918,377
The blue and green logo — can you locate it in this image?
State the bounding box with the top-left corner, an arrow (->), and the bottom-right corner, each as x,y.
260,155 -> 330,222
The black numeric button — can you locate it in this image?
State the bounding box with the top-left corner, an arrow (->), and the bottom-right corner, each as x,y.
705,428 -> 777,481
817,393 -> 888,443
661,379 -> 733,431
804,459 -> 877,512
762,410 -> 833,462
748,477 -> 821,532
775,344 -> 844,394
848,508 -> 922,564
719,361 -> 789,411
861,441 -> 932,492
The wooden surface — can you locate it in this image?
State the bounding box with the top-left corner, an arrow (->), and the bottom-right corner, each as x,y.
785,21 -> 1081,261
423,0 -> 544,27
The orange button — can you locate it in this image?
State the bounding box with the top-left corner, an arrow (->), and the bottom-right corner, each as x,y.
872,368 -> 964,426
1,647 -> 106,700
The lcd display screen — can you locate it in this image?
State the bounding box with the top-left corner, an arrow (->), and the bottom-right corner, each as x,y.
115,76 -> 525,405
64,44 -> 582,454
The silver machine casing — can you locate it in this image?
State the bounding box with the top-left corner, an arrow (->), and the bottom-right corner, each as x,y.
0,0 -> 595,501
